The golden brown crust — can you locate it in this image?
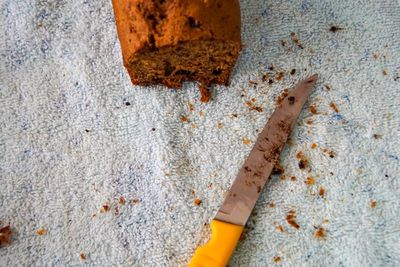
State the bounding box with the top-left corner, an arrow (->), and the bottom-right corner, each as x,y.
112,0 -> 241,90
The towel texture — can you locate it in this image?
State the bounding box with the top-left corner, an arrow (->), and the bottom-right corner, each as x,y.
1,0 -> 399,266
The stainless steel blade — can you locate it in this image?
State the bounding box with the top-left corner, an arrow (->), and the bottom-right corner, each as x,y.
215,74 -> 318,226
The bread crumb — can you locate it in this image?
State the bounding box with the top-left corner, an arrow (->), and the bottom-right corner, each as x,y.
305,176 -> 316,186
246,100 -> 263,112
323,219 -> 329,224
262,73 -> 269,81
180,115 -> 189,123
329,102 -> 339,113
249,80 -> 258,85
328,150 -> 335,158
383,69 -> 389,76
277,225 -> 285,232
311,143 -> 317,149
290,69 -> 296,75
275,71 -> 285,81
0,225 -> 11,246
272,163 -> 285,175
118,196 -> 126,205
199,84 -> 211,103
319,187 -> 325,197
329,25 -> 344,32
131,198 -> 140,205
274,256 -> 281,263
36,228 -> 47,236
275,89 -> 289,107
309,105 -> 318,114
296,151 -> 308,169
290,176 -> 297,181
269,202 -> 276,208
286,210 -> 300,229
373,52 -> 379,59
324,84 -> 331,91
217,122 -> 223,129
100,203 -> 110,213
191,123 -> 196,128
194,198 -> 202,206
373,134 -> 382,139
188,102 -> 194,112
79,253 -> 87,261
314,227 -> 327,239
370,200 -> 377,208
243,137 -> 251,145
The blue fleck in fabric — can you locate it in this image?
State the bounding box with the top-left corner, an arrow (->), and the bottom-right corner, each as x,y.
1,0 -> 400,266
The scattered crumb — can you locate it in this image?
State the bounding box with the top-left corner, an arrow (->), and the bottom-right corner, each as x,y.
100,203 -> 110,213
0,225 -> 11,246
217,122 -> 223,129
85,129 -> 90,133
319,187 -> 325,197
194,198 -> 202,206
275,71 -> 285,81
249,80 -> 258,85
36,228 -> 47,236
370,200 -> 377,208
324,84 -> 331,91
328,150 -> 335,158
151,128 -> 156,131
373,52 -> 379,59
124,101 -> 131,106
305,119 -> 314,125
79,252 -> 87,261
309,105 -> 318,114
276,89 -> 289,107
180,115 -> 189,123
286,210 -> 300,229
191,190 -> 196,195
188,102 -> 194,112
290,176 -> 297,181
329,25 -> 344,33
382,69 -> 389,76
323,219 -> 330,224
279,40 -> 287,46
269,202 -> 276,208
305,176 -> 316,186
191,123 -> 196,128
268,65 -> 275,71
290,69 -> 296,75
208,183 -> 213,188
329,102 -> 339,113
262,73 -> 269,82
199,84 -> 211,103
243,137 -> 251,145
131,198 -> 140,205
321,148 -> 328,153
329,171 -> 334,176
311,143 -> 317,149
296,151 -> 308,169
277,225 -> 285,232
314,227 -> 327,239
280,175 -> 286,180
290,32 -> 304,49
199,111 -> 205,117
373,134 -> 382,139
274,256 -> 281,263
231,113 -> 238,118
268,79 -> 274,84
246,100 -> 264,112
118,196 -> 126,205
272,163 -> 285,175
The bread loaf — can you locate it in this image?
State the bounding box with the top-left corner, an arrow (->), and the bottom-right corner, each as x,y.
112,0 -> 242,102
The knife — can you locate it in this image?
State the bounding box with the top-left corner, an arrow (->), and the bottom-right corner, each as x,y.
188,74 -> 319,267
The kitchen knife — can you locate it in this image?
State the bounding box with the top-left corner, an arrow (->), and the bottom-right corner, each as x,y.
189,74 -> 319,267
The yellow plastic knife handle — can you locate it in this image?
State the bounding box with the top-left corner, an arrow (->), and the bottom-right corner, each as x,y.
188,219 -> 244,267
